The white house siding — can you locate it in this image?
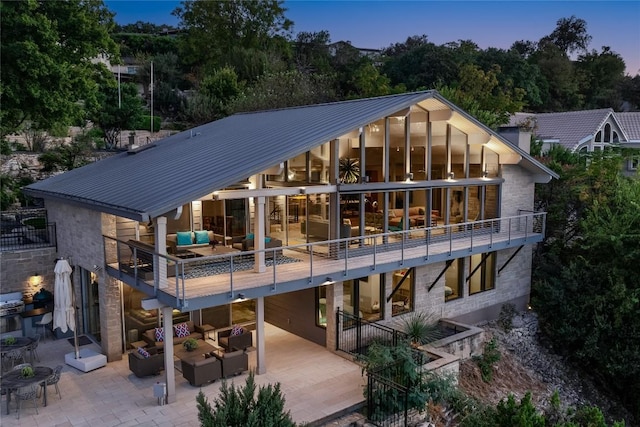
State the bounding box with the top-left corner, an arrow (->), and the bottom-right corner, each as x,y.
45,200 -> 122,362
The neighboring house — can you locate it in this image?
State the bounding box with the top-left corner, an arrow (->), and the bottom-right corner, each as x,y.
24,91 -> 557,402
508,109 -> 640,175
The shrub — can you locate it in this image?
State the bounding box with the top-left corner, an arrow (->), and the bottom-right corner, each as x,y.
402,311 -> 440,346
473,338 -> 501,382
196,371 -> 296,427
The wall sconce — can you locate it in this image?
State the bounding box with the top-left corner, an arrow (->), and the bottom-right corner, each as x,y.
29,273 -> 42,287
406,172 -> 414,181
237,293 -> 246,301
482,170 -> 489,178
323,277 -> 335,285
448,171 -> 455,180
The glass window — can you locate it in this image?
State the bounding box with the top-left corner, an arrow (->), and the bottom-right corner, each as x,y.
341,276 -> 383,322
391,269 -> 413,316
469,252 -> 496,295
445,259 -> 463,301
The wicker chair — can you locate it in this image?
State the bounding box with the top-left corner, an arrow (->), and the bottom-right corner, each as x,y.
3,349 -> 25,370
14,385 -> 39,419
39,365 -> 63,400
28,334 -> 41,362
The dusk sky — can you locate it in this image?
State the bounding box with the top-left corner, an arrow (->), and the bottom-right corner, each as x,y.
105,0 -> 640,76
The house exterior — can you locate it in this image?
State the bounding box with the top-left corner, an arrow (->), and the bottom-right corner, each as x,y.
508,109 -> 640,175
24,91 -> 556,402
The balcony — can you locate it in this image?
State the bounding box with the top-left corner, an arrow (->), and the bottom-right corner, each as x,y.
105,212 -> 545,311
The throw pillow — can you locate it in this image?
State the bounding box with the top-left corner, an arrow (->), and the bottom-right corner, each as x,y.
176,231 -> 193,246
137,347 -> 150,358
246,233 -> 254,240
265,237 -> 271,243
154,327 -> 165,342
230,324 -> 244,336
194,230 -> 209,244
174,322 -> 190,338
418,208 -> 425,215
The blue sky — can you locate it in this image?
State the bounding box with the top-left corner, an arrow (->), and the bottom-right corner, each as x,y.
105,0 -> 640,76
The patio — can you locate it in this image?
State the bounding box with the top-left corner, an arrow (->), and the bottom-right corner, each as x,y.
0,324 -> 364,426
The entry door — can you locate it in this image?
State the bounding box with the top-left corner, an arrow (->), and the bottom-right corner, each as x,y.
81,269 -> 101,342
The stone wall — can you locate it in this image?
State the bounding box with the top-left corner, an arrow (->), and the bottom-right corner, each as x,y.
0,247 -> 58,298
45,200 -> 122,362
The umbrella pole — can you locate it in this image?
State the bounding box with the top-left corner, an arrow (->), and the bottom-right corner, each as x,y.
72,279 -> 80,359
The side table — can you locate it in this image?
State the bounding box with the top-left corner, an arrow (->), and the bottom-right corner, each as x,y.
196,324 -> 215,341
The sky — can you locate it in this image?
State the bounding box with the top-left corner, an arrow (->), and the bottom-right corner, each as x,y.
105,0 -> 640,76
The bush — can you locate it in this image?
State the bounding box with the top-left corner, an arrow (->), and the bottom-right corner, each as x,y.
196,371 -> 296,427
402,311 -> 440,346
139,115 -> 162,133
473,338 -> 501,382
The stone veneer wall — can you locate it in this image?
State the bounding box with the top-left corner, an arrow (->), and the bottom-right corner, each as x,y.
45,200 -> 122,362
0,248 -> 58,297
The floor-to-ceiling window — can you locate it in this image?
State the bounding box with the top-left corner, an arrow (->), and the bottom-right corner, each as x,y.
391,268 -> 413,316
468,252 -> 496,294
80,268 -> 100,342
342,275 -> 383,322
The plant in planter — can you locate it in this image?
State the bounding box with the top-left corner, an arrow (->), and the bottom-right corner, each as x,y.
183,338 -> 199,352
3,336 -> 17,345
402,311 -> 440,347
21,366 -> 35,378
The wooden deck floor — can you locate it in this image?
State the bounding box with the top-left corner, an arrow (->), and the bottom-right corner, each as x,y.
108,217 -> 542,310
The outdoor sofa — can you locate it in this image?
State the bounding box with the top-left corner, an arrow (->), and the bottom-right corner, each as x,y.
128,346 -> 163,377
142,320 -> 203,349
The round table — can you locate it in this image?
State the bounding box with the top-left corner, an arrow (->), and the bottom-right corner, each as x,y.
0,366 -> 53,415
0,336 -> 34,369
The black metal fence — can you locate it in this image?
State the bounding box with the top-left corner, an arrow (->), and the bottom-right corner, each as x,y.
336,309 -> 409,356
0,209 -> 56,251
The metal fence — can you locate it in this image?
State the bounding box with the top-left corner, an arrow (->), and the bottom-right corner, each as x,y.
336,309 -> 409,356
0,209 -> 56,251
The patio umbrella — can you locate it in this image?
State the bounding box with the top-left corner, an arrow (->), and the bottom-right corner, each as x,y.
53,258 -> 75,333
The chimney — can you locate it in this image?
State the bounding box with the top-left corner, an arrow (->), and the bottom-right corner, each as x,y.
498,126 -> 531,154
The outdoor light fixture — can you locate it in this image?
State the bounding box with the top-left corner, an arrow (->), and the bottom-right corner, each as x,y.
29,273 -> 41,287
323,277 -> 335,285
406,172 -> 414,181
448,171 -> 455,180
237,293 -> 246,300
482,170 -> 489,178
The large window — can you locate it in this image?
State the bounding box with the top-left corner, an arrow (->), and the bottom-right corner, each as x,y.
468,252 -> 496,294
343,275 -> 383,321
391,268 -> 413,316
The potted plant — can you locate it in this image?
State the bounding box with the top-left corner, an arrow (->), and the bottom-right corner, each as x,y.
3,336 -> 16,345
21,366 -> 35,378
183,338 -> 199,352
402,312 -> 440,347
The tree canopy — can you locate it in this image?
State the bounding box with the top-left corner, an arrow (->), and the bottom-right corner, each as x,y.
0,0 -> 118,136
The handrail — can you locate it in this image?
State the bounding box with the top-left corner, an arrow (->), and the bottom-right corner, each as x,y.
104,212 -> 546,307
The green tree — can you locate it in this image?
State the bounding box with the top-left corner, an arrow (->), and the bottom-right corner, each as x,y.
229,70 -> 336,113
90,78 -> 145,149
0,0 -> 118,136
540,15 -> 592,55
196,371 -> 296,427
533,153 -> 640,420
576,46 -> 626,109
173,0 -> 292,79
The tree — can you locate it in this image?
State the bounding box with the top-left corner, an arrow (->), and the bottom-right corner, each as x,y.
576,46 -> 627,109
229,70 -> 336,113
533,152 -> 640,421
196,371 -> 296,427
539,15 -> 592,55
90,79 -> 145,149
0,0 -> 118,136
173,0 -> 293,77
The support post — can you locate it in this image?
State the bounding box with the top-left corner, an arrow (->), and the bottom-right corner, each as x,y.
255,297 -> 266,374
161,305 -> 176,403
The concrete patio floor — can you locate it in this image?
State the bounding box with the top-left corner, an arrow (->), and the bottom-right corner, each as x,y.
0,324 -> 365,426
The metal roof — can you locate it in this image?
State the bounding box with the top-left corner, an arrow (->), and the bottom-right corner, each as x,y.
25,90 -> 556,221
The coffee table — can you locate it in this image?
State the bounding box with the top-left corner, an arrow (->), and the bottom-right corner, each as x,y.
174,339 -> 217,363
188,245 -> 239,258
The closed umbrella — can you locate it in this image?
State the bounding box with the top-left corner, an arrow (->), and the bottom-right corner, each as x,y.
53,258 -> 75,333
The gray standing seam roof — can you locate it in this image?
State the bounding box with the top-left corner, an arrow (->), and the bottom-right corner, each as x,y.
25,91 -> 556,222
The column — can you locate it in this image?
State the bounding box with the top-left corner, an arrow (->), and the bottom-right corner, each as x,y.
161,305 -> 176,403
255,296 -> 266,374
254,196 -> 266,273
155,216 -> 168,289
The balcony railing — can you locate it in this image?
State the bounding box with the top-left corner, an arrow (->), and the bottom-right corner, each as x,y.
0,223 -> 57,251
105,211 -> 546,308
